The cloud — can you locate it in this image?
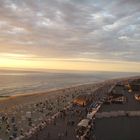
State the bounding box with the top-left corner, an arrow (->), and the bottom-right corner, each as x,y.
0,0 -> 139,63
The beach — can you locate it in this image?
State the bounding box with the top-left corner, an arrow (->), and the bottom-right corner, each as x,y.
0,81 -> 105,140
0,82 -> 101,111
0,76 -> 139,140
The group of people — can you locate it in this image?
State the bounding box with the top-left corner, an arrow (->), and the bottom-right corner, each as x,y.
0,86 -> 91,140
0,83 -> 105,140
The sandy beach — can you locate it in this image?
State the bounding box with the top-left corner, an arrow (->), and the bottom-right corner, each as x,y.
0,82 -> 101,111
0,76 -> 136,109
0,81 -> 106,140
0,76 -> 139,140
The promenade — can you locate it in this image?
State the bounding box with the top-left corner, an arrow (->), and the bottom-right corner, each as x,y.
28,105 -> 88,140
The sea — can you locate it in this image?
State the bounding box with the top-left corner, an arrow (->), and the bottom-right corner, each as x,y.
0,69 -> 139,96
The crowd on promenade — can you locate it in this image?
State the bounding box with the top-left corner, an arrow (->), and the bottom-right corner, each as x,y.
28,104 -> 89,140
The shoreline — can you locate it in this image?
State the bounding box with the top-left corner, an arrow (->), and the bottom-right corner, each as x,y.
0,75 -> 138,97
0,74 -> 139,98
0,84 -> 98,109
0,75 -> 139,112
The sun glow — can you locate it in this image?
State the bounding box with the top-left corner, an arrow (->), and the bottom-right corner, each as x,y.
0,53 -> 140,72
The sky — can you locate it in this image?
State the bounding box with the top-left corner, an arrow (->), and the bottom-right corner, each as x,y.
0,0 -> 140,72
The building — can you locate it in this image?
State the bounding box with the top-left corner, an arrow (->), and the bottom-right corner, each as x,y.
73,94 -> 91,106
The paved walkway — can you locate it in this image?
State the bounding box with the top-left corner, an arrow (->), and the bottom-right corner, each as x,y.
27,106 -> 88,140
95,83 -> 140,140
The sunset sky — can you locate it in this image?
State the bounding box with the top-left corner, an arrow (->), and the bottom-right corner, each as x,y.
0,0 -> 140,72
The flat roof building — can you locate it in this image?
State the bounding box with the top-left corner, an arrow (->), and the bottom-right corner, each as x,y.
73,94 -> 91,106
